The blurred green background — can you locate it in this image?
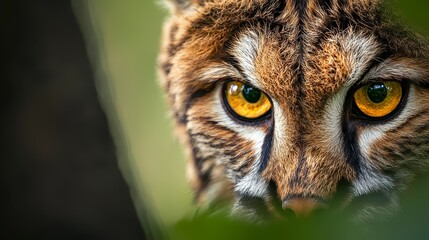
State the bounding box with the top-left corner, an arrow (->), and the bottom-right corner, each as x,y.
79,0 -> 193,229
76,0 -> 429,237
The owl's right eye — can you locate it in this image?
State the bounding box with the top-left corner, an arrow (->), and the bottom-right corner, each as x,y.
223,81 -> 272,121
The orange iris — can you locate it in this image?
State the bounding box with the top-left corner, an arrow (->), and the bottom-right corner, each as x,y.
225,81 -> 272,119
353,81 -> 402,118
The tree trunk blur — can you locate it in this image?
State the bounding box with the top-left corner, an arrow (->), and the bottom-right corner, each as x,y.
0,1 -> 147,239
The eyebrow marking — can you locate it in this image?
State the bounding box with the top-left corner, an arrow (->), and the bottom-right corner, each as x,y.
339,32 -> 380,87
231,31 -> 261,88
366,57 -> 429,82
196,62 -> 242,83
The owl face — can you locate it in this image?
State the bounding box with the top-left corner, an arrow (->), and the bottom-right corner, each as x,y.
158,0 -> 429,220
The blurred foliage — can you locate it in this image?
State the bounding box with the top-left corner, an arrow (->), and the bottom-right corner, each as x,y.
171,172 -> 429,240
82,0 -> 429,239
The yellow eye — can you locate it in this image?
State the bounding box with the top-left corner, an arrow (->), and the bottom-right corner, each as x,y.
224,81 -> 272,120
353,81 -> 403,118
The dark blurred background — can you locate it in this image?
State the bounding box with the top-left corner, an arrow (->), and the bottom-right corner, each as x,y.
0,0 -> 160,239
0,0 -> 428,239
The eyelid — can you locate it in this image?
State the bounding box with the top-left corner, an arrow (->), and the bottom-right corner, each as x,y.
352,78 -> 404,91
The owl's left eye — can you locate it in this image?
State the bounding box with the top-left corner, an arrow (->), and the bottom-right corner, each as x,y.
223,81 -> 272,121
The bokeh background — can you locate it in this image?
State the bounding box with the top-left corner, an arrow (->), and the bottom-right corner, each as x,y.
78,0 -> 429,237
79,0 -> 193,228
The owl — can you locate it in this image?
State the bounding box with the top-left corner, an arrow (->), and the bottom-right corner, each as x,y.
158,0 -> 429,221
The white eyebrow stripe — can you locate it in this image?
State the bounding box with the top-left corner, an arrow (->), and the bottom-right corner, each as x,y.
231,31 -> 261,88
196,62 -> 242,82
340,32 -> 427,87
338,30 -> 381,87
366,58 -> 428,81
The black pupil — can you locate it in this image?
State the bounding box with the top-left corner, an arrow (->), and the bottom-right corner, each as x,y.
242,84 -> 261,103
367,82 -> 387,103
